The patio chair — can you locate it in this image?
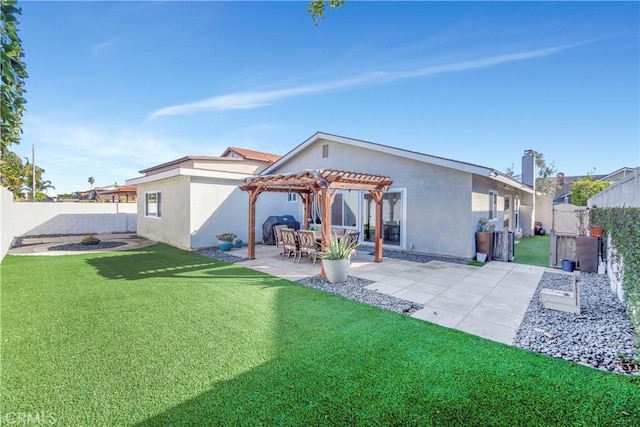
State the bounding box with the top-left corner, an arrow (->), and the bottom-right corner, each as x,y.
297,230 -> 322,266
280,228 -> 298,260
273,224 -> 288,248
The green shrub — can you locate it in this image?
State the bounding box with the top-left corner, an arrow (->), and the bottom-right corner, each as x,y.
591,208 -> 640,347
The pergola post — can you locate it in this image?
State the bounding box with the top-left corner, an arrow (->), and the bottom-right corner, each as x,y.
301,193 -> 313,230
247,189 -> 262,259
319,187 -> 332,277
371,190 -> 384,262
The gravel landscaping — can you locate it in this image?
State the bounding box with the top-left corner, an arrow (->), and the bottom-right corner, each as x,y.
514,271 -> 639,375
297,275 -> 424,315
373,248 -> 471,265
48,241 -> 127,251
194,247 -> 249,263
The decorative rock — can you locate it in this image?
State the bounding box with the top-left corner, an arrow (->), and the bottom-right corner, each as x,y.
514,272 -> 638,375
49,242 -> 126,251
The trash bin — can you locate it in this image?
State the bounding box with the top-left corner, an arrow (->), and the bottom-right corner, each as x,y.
561,259 -> 576,272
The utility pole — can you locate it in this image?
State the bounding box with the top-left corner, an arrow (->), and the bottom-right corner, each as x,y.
32,144 -> 36,201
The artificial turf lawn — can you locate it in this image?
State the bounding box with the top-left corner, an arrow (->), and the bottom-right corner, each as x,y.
515,235 -> 551,267
1,244 -> 639,426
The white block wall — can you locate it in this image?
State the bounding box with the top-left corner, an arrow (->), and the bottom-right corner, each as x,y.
0,193 -> 137,261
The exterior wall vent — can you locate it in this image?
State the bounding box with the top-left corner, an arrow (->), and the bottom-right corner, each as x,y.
322,144 -> 329,158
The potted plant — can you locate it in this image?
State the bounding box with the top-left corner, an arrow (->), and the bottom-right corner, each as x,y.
321,233 -> 359,284
81,234 -> 101,245
216,233 -> 236,251
589,219 -> 604,238
475,218 -> 495,262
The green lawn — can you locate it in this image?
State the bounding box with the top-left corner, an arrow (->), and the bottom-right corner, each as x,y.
515,235 -> 551,267
2,244 -> 639,426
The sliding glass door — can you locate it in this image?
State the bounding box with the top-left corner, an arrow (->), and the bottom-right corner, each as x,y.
362,190 -> 403,246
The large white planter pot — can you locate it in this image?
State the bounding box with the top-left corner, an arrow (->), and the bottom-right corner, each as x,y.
323,258 -> 350,284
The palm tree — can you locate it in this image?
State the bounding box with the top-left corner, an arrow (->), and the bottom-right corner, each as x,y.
37,179 -> 55,194
88,176 -> 95,189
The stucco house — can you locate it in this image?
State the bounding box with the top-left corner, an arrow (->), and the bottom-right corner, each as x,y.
255,133 -> 551,259
128,133 -> 552,259
126,147 -> 294,250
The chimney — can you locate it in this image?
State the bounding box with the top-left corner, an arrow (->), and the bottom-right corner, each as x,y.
522,149 -> 536,189
557,172 -> 565,185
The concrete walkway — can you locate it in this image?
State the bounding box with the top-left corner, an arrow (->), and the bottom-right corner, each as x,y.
237,245 -> 549,345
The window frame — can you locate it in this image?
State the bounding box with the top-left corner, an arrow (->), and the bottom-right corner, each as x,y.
489,190 -> 498,220
286,193 -> 299,204
145,191 -> 161,218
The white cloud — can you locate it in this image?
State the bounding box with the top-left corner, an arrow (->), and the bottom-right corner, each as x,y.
20,115 -> 197,193
91,38 -> 119,57
149,41 -> 587,119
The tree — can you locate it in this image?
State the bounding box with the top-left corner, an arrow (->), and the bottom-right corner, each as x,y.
571,172 -> 609,206
0,148 -> 25,199
1,0 -> 28,151
308,0 -> 345,25
17,157 -> 55,200
505,163 -> 521,181
88,176 -> 95,189
534,152 -> 559,197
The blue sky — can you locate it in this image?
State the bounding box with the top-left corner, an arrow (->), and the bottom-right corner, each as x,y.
14,1 -> 640,195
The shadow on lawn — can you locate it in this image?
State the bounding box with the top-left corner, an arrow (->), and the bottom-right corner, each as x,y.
85,243 -> 269,282
134,284 -> 640,427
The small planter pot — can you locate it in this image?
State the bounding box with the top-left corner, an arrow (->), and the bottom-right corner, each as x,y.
235,239 -> 243,248
323,258 -> 350,284
589,227 -> 604,238
476,252 -> 487,263
475,232 -> 494,262
218,241 -> 233,251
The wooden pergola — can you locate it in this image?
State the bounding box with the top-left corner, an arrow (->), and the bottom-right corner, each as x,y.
240,169 -> 393,269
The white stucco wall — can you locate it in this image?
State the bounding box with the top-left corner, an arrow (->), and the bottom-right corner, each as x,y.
269,138 -> 474,258
189,177 -> 247,249
589,168 -> 640,208
1,187 -> 14,260
190,181 -> 300,249
7,202 -> 136,237
136,176 -> 191,250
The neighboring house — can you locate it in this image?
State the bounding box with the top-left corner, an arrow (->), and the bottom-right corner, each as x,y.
126,147 -> 292,250
553,167 -> 635,205
259,133 -> 551,259
74,184 -> 138,202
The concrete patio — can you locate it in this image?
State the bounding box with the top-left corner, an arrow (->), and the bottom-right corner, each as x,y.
236,244 -> 550,345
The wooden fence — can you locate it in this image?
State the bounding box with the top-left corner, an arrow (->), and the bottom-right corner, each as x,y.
550,231 -> 577,268
492,230 -> 514,262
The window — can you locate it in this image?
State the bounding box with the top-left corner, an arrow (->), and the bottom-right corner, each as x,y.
145,191 -> 161,217
287,193 -> 298,203
489,191 -> 498,220
322,144 -> 329,158
331,191 -> 358,227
